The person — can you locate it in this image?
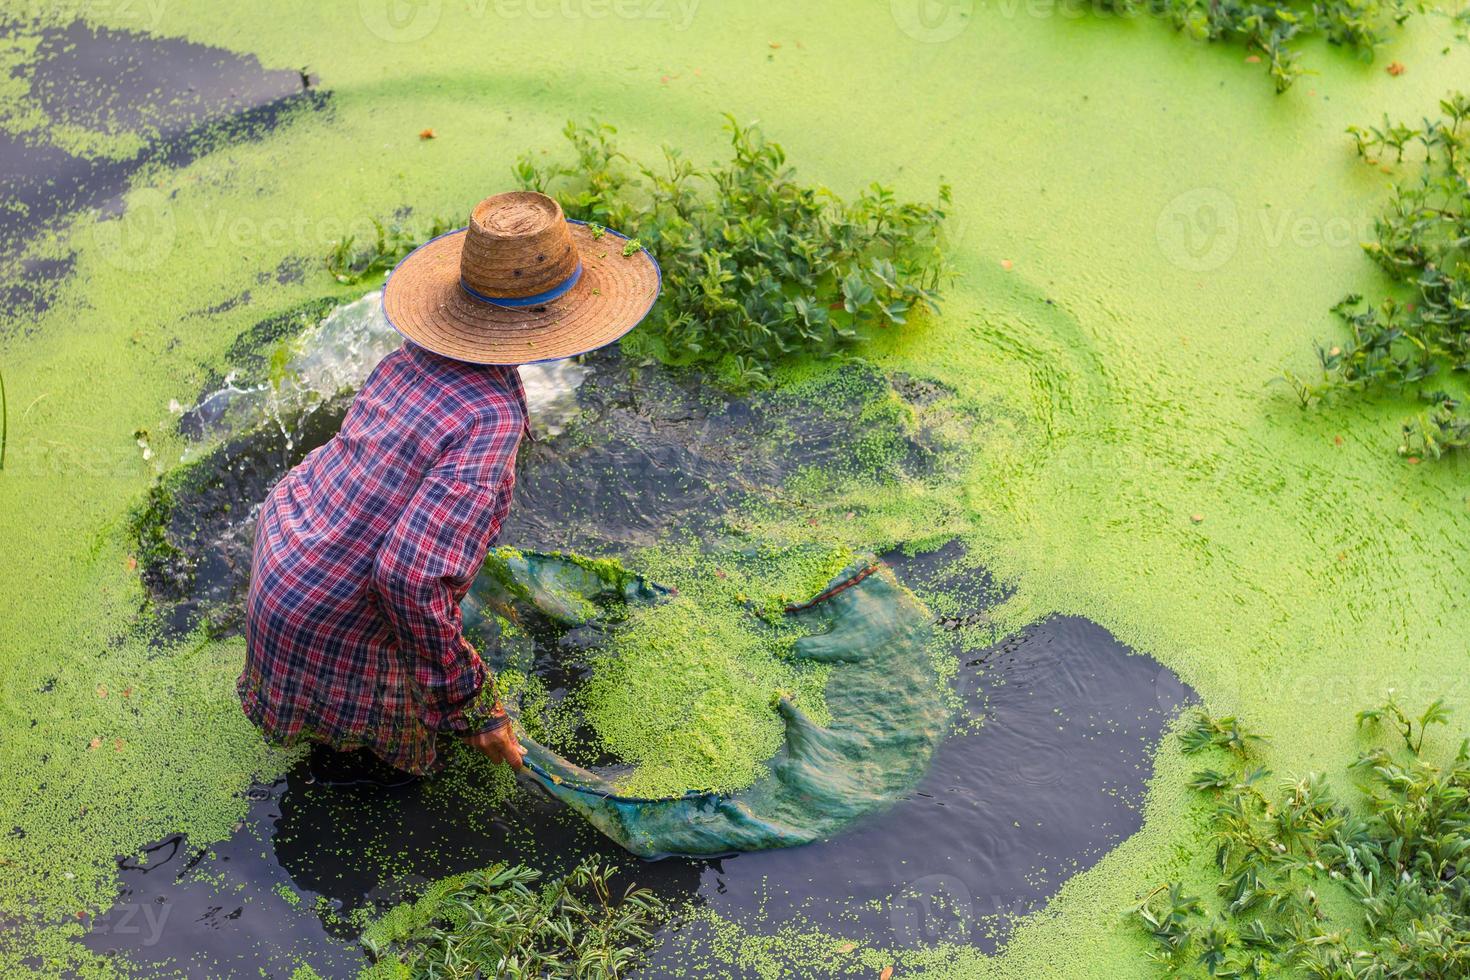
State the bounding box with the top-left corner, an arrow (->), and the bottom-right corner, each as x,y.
238,190 -> 660,785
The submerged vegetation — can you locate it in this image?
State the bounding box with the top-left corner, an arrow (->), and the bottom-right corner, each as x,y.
360,859 -> 662,979
1285,92 -> 1470,458
1136,703 -> 1470,977
515,117 -> 951,388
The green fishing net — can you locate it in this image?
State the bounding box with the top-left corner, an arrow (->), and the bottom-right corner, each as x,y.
460,548 -> 950,858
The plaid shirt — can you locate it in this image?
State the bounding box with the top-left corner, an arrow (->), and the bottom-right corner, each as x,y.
240,342 -> 528,774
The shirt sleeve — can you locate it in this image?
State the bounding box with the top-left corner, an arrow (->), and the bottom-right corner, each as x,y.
371,471 -> 512,736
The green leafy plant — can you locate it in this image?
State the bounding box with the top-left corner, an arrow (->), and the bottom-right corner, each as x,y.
1136,703 -> 1470,978
327,216 -> 453,286
1178,710 -> 1267,757
515,117 -> 951,389
1288,93 -> 1470,458
360,858 -> 662,979
1357,693 -> 1450,754
1100,0 -> 1416,91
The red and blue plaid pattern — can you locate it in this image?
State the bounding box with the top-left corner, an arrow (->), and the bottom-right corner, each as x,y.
240,342 -> 528,774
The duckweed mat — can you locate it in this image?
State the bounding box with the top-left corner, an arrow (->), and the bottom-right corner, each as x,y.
80,541 -> 1191,977
6,3 -> 1469,977
468,549 -> 951,857
0,17 -> 325,323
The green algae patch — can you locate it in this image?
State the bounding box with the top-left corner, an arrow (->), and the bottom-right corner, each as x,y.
5,1 -> 1470,976
579,580 -> 835,798
473,542 -> 853,799
595,543 -> 856,795
471,546 -> 954,858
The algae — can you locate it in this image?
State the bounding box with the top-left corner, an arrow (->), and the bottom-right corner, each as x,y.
3,2 -> 1470,978
472,547 -> 952,857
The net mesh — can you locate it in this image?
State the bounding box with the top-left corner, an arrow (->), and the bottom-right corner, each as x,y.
461,549 -> 950,858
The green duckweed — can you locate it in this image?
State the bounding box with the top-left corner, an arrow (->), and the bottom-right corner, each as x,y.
3,3 -> 1470,978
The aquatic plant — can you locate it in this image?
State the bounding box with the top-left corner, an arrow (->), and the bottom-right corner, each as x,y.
515,117 -> 951,388
1285,92 -> 1470,457
359,858 -> 662,979
1357,693 -> 1450,754
327,216 -> 453,285
1135,703 -> 1470,977
1101,0 -> 1415,91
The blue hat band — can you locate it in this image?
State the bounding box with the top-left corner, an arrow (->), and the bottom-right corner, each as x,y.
459,261 -> 583,308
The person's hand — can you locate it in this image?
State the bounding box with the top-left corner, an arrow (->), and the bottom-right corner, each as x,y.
465,721 -> 525,771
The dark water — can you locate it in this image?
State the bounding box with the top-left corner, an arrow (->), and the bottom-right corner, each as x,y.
88,334 -> 1195,976
0,17 -> 325,325
82,588 -> 1190,977
146,344 -> 947,633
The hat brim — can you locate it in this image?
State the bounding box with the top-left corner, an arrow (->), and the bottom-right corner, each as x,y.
382,219 -> 661,365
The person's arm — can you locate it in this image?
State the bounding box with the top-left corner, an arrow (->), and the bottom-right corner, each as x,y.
372,472 -> 510,736
371,466 -> 526,771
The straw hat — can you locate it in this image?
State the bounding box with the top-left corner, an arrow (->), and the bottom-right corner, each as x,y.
382,191 -> 661,365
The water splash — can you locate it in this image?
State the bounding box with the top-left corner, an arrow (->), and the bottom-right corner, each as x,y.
181,290 -> 588,458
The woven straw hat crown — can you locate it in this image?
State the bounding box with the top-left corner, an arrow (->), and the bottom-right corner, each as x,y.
459,192 -> 579,301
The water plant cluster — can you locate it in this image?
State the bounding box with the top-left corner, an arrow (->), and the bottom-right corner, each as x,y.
327,217 -> 454,286
1285,92 -> 1470,458
514,117 -> 951,388
360,859 -> 662,979
1135,700 -> 1470,976
1104,0 -> 1415,91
